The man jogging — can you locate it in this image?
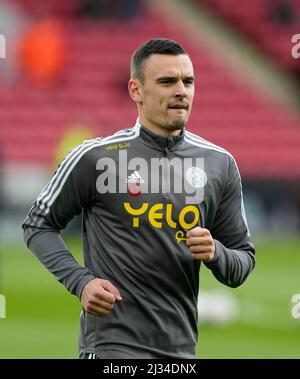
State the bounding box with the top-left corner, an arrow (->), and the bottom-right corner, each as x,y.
22,38 -> 255,359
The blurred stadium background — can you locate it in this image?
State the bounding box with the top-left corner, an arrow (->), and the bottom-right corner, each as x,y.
0,0 -> 300,358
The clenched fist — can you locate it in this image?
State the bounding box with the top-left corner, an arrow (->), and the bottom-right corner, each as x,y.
80,278 -> 122,317
186,227 -> 215,262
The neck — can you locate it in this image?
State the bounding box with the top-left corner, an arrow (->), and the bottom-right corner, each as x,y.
138,115 -> 182,137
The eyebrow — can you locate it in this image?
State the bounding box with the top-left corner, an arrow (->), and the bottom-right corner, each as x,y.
156,76 -> 195,82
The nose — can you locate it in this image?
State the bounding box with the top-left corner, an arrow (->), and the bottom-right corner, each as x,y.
174,80 -> 187,97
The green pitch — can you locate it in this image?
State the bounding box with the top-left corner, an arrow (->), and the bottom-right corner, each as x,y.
0,236 -> 299,358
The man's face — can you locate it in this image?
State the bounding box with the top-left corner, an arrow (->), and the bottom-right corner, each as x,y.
130,54 -> 195,134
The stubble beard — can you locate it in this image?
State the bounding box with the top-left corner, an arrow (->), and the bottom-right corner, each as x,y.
164,118 -> 187,132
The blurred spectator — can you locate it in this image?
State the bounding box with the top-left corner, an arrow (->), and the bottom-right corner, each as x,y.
79,0 -> 112,18
117,0 -> 143,20
18,19 -> 67,88
79,0 -> 143,20
270,0 -> 296,26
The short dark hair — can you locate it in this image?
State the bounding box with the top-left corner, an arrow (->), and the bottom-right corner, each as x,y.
130,38 -> 187,81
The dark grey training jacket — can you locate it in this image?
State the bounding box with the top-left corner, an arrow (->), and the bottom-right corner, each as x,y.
22,119 -> 255,358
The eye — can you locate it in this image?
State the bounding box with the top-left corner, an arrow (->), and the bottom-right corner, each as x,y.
160,79 -> 173,85
183,79 -> 194,86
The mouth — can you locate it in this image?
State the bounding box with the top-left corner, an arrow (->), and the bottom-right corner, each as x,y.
168,103 -> 189,111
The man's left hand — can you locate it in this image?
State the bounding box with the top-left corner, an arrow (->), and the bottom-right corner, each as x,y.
186,227 -> 215,262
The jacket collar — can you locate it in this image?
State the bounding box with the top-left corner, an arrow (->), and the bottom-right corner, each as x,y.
134,118 -> 185,151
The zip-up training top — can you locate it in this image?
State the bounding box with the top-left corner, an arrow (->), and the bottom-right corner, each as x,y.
22,120 -> 255,358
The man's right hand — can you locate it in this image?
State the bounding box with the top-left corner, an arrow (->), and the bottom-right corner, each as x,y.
80,278 -> 122,317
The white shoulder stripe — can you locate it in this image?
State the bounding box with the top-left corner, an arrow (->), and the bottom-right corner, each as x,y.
184,136 -> 232,157
186,130 -> 223,148
37,139 -> 100,205
101,128 -> 135,141
38,129 -> 136,206
37,127 -> 140,215
113,128 -> 135,136
43,140 -> 103,211
24,139 -> 103,225
184,133 -> 233,159
185,131 -> 233,155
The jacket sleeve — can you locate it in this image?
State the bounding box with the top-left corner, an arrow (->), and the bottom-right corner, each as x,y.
204,155 -> 255,288
22,143 -> 97,299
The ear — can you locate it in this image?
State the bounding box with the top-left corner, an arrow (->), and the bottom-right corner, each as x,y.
128,78 -> 143,104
